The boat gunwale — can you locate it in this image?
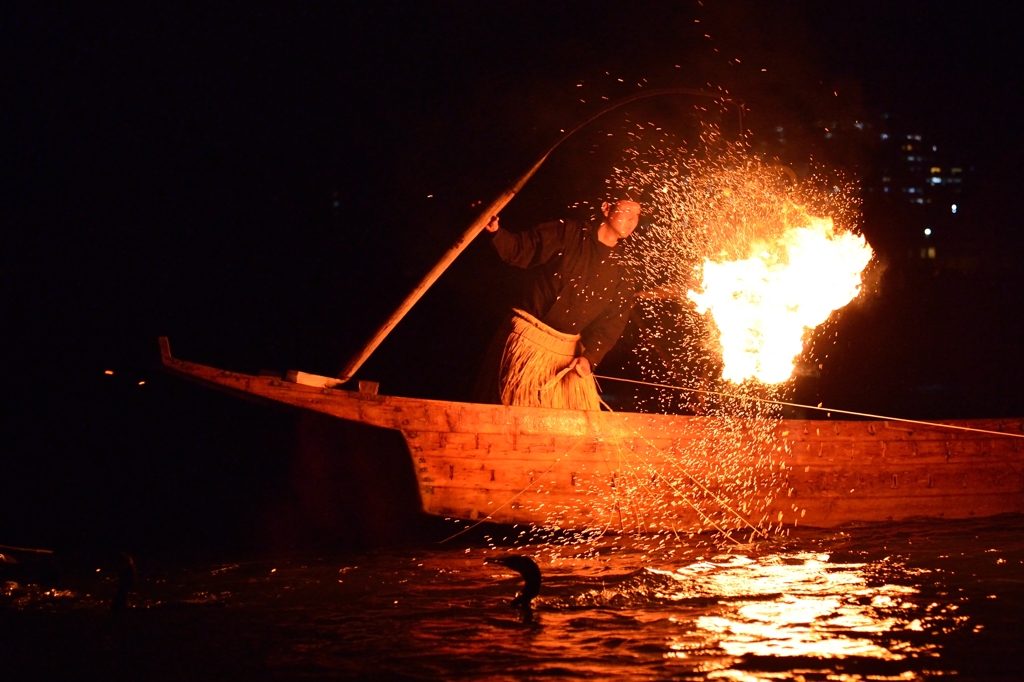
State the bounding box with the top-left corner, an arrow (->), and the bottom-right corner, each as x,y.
158,337 -> 1024,440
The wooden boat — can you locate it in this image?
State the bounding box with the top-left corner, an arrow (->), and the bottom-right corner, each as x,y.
159,337 -> 1024,533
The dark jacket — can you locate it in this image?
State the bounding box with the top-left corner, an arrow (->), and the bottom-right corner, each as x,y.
491,218 -> 634,367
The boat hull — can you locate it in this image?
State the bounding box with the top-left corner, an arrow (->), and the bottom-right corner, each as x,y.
160,340 -> 1024,532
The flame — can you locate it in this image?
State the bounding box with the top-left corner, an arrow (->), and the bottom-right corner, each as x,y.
687,216 -> 872,384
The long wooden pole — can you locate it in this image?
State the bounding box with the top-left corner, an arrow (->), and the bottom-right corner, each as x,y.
335,160 -> 546,383
336,88 -> 742,384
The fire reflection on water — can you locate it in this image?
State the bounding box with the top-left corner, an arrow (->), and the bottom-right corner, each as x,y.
649,553 -> 930,661
6,518 -> 1019,680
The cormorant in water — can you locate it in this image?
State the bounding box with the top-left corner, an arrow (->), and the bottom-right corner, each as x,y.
486,555 -> 541,607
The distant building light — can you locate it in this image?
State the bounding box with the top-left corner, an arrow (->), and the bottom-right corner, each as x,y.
908,187 -> 916,193
930,167 -> 942,174
951,203 -> 958,213
951,167 -> 963,174
924,228 -> 932,236
882,176 -> 891,182
881,133 -> 889,140
854,121 -> 865,130
883,187 -> 890,193
928,247 -> 936,259
913,134 -> 922,140
932,145 -> 938,151
775,126 -> 784,133
824,132 -> 834,139
931,177 -> 942,185
915,197 -> 925,204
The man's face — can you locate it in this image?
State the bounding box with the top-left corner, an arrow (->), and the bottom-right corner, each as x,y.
603,200 -> 641,239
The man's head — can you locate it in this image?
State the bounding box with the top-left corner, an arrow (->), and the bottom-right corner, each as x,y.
600,199 -> 641,240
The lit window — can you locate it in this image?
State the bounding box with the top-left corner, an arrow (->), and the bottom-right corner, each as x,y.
924,228 -> 932,236
930,167 -> 942,174
931,177 -> 942,184
882,176 -> 891,182
883,187 -> 890,193
881,133 -> 889,140
915,197 -> 925,204
951,204 -> 957,214
908,187 -> 916,193
928,247 -> 936,259
932,145 -> 938,151
952,167 -> 962,174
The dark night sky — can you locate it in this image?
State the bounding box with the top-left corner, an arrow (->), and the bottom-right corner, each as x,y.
3,2 -> 1024,551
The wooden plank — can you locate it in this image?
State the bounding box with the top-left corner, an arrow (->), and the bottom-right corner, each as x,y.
161,341 -> 1024,530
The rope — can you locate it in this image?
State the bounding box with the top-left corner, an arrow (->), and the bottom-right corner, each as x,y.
438,387 -> 763,545
437,435 -> 590,544
596,374 -> 1024,439
598,397 -> 760,543
598,397 -> 734,539
437,405 -> 749,544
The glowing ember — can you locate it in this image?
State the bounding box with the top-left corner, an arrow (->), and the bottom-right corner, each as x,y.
688,217 -> 872,384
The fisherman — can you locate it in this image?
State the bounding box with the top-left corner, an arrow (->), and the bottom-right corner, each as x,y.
477,197 -> 640,409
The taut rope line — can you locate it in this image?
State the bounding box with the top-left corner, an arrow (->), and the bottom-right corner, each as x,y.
598,398 -> 763,542
437,435 -> 590,544
596,375 -> 1024,439
599,415 -> 742,542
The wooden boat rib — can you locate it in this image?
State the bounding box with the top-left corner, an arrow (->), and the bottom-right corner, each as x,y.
160,338 -> 1024,532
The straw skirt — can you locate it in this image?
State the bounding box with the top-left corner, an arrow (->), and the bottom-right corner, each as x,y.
498,309 -> 601,410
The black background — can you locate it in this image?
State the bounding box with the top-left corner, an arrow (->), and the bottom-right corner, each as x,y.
4,1 -> 1024,554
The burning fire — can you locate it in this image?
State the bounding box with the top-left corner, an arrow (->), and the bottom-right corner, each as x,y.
687,216 -> 873,384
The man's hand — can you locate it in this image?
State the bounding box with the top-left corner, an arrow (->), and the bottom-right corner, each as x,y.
569,356 -> 592,376
484,215 -> 500,233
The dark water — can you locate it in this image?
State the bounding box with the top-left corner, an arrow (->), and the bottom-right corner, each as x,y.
3,516 -> 1024,681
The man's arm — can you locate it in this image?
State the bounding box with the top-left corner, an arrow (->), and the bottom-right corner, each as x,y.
486,217 -> 573,269
579,275 -> 636,369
